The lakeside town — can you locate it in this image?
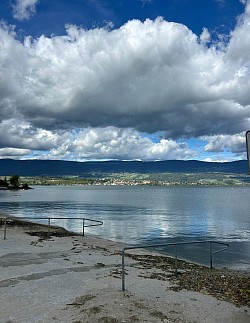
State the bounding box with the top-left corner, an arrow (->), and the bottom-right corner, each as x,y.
1,172 -> 249,188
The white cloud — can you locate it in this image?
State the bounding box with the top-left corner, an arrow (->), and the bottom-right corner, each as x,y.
39,127 -> 196,161
226,2 -> 250,63
0,119 -> 63,150
203,133 -> 246,155
0,119 -> 196,160
199,28 -> 211,44
1,3 -> 250,160
1,16 -> 250,136
0,148 -> 31,158
202,157 -> 237,163
12,0 -> 39,21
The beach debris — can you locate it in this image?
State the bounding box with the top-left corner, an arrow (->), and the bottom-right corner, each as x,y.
95,262 -> 106,268
126,253 -> 250,307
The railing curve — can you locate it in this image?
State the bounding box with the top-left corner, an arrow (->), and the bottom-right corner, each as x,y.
2,216 -> 103,239
121,240 -> 229,291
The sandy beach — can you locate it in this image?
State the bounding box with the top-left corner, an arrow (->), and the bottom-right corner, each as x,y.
0,218 -> 249,323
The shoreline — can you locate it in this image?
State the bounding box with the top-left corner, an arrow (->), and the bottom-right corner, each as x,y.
1,217 -> 249,322
1,218 -> 249,310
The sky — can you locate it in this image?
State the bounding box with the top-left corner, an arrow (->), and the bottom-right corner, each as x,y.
0,0 -> 250,162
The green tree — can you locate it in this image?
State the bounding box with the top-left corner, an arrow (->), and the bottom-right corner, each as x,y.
9,174 -> 20,188
0,177 -> 8,187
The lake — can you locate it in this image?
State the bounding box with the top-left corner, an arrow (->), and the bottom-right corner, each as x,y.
0,185 -> 249,270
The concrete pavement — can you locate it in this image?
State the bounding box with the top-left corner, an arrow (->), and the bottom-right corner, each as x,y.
1,222 -> 249,323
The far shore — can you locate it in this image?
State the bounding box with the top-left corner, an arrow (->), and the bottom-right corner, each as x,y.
2,171 -> 250,187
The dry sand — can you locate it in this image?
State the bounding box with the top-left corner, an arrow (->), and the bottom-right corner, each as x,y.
0,219 -> 249,323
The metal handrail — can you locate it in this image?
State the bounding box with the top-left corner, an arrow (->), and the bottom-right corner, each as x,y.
121,240 -> 229,291
2,216 -> 103,239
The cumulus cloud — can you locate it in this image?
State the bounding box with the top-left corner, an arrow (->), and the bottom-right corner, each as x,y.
1,17 -> 250,135
0,119 -> 195,160
0,119 -> 64,150
36,127 -> 196,161
199,27 -> 211,44
12,0 -> 39,21
0,148 -> 31,158
203,133 -> 246,155
1,3 -> 250,160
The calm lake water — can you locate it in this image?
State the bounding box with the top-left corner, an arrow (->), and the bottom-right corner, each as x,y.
0,185 -> 249,270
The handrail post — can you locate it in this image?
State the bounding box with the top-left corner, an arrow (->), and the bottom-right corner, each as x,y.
4,218 -> 7,240
210,241 -> 213,268
48,218 -> 50,236
175,244 -> 178,276
122,248 -> 125,291
82,219 -> 85,236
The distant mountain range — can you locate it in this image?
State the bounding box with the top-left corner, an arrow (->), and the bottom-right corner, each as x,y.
0,159 -> 248,177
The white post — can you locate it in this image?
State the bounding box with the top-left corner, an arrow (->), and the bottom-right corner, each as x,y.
246,131 -> 250,175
